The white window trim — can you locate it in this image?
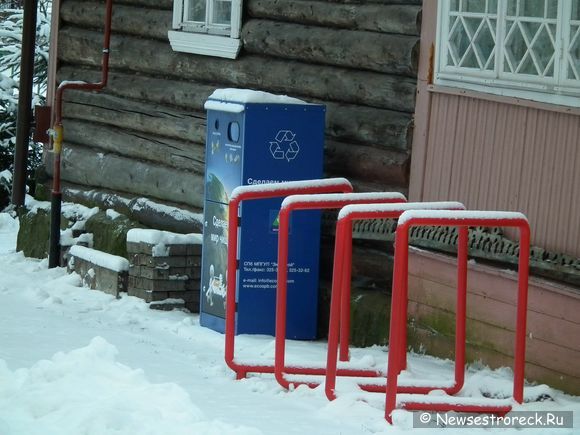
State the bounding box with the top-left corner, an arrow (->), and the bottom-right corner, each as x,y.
169,0 -> 242,59
435,0 -> 580,108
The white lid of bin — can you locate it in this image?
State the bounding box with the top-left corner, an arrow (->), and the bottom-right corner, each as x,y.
204,88 -> 308,113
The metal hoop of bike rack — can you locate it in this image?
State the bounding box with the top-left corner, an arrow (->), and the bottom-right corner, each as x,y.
383,210 -> 530,424
322,202 -> 466,399
225,178 -> 354,379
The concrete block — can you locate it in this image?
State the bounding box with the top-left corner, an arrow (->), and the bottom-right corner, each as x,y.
67,250 -> 128,297
127,287 -> 169,302
129,275 -> 196,292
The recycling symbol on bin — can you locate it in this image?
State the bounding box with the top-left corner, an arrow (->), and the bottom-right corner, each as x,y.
269,130 -> 300,162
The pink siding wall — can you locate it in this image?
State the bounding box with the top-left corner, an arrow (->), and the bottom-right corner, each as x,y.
406,0 -> 580,396
415,90 -> 580,257
408,248 -> 580,395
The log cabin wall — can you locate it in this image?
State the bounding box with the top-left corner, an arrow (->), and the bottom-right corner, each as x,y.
45,0 -> 422,231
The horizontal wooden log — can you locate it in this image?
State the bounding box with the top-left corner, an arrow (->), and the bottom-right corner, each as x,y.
325,174 -> 408,197
247,0 -> 421,36
242,19 -> 419,76
115,0 -> 173,10
61,1 -> 171,42
325,140 -> 409,186
60,2 -> 418,76
61,118 -> 205,173
330,0 -> 421,4
58,29 -> 417,113
63,90 -> 411,178
44,143 -> 205,208
56,181 -> 204,234
62,90 -> 207,145
57,67 -> 412,151
61,76 -> 412,151
323,102 -> 411,150
61,100 -> 408,191
319,238 -> 393,285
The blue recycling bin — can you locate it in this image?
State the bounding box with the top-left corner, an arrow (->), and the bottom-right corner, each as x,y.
199,90 -> 325,339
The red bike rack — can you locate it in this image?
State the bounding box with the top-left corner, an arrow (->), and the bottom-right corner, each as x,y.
225,178 -> 353,379
323,202 -> 466,399
273,192 -> 408,389
384,210 -> 530,423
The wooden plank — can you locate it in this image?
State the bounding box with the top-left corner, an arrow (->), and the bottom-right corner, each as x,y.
63,90 -> 207,144
408,249 -> 580,324
57,34 -> 417,113
409,326 -> 580,396
408,274 -> 580,351
60,1 -> 171,41
242,19 -> 419,76
408,0 -> 437,201
421,93 -> 580,258
408,301 -> 580,378
44,144 -> 205,208
247,0 -> 421,36
61,118 -> 205,174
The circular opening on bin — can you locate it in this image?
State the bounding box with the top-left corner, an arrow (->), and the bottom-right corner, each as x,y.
214,119 -> 219,130
228,121 -> 240,143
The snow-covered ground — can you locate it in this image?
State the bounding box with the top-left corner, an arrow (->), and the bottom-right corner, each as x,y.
0,211 -> 578,434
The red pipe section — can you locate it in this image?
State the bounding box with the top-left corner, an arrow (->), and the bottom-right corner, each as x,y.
48,0 -> 113,268
52,0 -> 112,194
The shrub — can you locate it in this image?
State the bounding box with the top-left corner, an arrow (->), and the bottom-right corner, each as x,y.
0,0 -> 51,200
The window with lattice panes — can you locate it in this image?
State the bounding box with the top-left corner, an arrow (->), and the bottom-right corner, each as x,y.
436,0 -> 580,106
168,0 -> 242,59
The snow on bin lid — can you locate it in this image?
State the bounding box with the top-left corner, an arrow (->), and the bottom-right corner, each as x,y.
208,88 -> 307,105
204,88 -> 310,112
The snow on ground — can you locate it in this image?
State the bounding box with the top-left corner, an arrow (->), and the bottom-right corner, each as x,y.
0,212 -> 579,434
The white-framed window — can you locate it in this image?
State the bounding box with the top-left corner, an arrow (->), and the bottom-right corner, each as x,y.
435,0 -> 580,107
168,0 -> 243,59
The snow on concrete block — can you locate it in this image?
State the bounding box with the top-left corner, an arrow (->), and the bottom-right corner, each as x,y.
126,229 -> 201,312
68,246 -> 129,297
127,229 -> 202,253
69,245 -> 129,272
150,298 -> 187,311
